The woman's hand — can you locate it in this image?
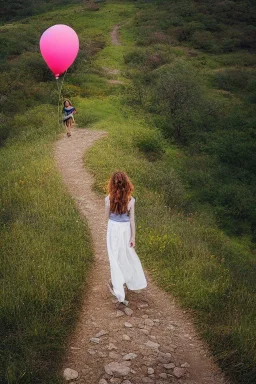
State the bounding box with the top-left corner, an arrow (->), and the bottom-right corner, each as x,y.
130,238 -> 135,248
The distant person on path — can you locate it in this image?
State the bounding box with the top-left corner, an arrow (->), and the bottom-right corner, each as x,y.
62,99 -> 76,137
105,171 -> 147,305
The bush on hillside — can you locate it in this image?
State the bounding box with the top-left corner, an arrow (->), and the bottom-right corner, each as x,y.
152,60 -> 204,141
213,69 -> 250,91
124,49 -> 148,67
135,130 -> 165,161
192,31 -> 220,53
247,79 -> 256,103
0,114 -> 10,146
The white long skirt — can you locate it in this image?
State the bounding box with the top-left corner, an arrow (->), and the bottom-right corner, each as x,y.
107,220 -> 147,302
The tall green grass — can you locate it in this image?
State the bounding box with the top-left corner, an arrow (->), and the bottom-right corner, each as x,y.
77,6 -> 256,381
0,2 -> 136,382
0,108 -> 93,383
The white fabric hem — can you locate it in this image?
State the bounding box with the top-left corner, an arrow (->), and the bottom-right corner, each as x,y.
107,220 -> 147,303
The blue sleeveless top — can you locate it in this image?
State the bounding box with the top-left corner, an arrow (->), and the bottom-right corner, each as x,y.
109,212 -> 130,222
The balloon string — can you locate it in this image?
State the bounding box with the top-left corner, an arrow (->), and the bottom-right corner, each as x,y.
56,71 -> 67,128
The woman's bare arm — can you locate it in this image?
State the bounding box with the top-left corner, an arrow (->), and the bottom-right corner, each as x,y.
129,200 -> 136,247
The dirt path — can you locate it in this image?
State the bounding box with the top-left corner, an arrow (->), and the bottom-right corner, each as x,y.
55,128 -> 227,384
110,24 -> 121,46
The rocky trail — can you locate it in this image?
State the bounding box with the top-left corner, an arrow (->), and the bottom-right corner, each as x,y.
55,128 -> 227,384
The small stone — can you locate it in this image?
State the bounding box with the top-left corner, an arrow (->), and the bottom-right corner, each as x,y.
159,373 -> 167,379
124,307 -> 133,316
142,315 -> 149,319
90,337 -> 100,344
145,319 -> 154,327
88,348 -> 96,355
104,362 -> 131,377
143,357 -> 156,367
149,335 -> 156,340
137,303 -> 149,309
98,351 -> 108,358
169,321 -> 178,327
95,330 -> 108,338
63,368 -> 79,381
163,363 -> 175,369
123,353 -> 137,360
153,319 -> 160,323
140,347 -> 157,357
81,367 -> 90,374
157,352 -> 172,364
99,380 -> 108,384
142,377 -> 154,383
108,343 -> 118,350
122,361 -> 132,367
140,329 -> 149,335
122,381 -> 132,384
110,379 -> 122,384
173,367 -> 186,378
122,334 -> 131,341
181,362 -> 190,368
145,340 -> 160,349
109,351 -> 120,359
116,310 -> 125,317
148,368 -> 154,375
124,322 -> 133,328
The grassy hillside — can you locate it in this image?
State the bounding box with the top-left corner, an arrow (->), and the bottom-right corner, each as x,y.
1,0 -> 256,383
79,1 -> 256,383
123,0 -> 256,242
0,0 -> 79,21
0,2 -> 135,383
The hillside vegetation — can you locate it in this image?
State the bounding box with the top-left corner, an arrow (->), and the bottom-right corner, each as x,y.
0,0 -> 256,383
0,2 -> 133,383
0,0 -> 79,21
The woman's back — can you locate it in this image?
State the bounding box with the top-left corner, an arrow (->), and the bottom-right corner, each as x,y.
106,196 -> 135,223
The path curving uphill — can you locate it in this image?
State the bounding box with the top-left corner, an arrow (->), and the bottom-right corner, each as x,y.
55,128 -> 227,384
110,24 -> 121,46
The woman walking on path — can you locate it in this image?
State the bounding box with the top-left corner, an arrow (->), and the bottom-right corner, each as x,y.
62,99 -> 76,137
105,171 -> 147,305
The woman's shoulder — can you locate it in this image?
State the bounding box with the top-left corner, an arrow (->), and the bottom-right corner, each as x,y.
105,195 -> 110,203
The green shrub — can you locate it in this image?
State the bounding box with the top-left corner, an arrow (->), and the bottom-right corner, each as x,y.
192,30 -> 219,52
0,114 -> 10,146
213,69 -> 249,91
135,130 -> 165,161
152,60 -> 204,141
124,49 -> 148,67
222,38 -> 241,53
62,84 -> 82,98
75,109 -> 99,127
240,25 -> 256,50
247,79 -> 256,103
16,52 -> 53,82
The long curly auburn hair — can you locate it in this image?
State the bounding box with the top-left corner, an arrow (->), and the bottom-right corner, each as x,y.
108,171 -> 134,214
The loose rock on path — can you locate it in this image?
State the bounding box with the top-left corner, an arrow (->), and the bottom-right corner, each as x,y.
55,128 -> 228,384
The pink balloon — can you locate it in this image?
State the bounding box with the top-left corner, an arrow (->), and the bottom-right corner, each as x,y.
40,24 -> 79,78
